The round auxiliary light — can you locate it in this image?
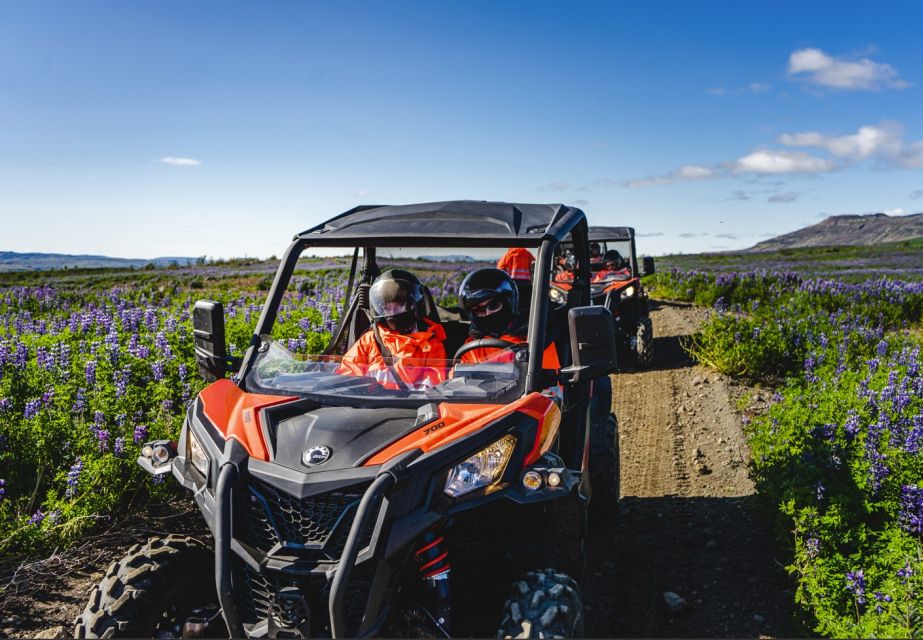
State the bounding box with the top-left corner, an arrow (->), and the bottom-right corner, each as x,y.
141,445 -> 154,459
547,472 -> 562,488
151,444 -> 171,465
522,471 -> 543,491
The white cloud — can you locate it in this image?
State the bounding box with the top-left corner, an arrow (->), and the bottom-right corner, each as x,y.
354,189 -> 368,197
708,82 -> 771,96
158,156 -> 202,167
749,82 -> 771,92
787,47 -> 909,91
733,150 -> 836,174
779,123 -> 902,160
883,208 -> 908,216
768,191 -> 801,203
624,164 -> 715,188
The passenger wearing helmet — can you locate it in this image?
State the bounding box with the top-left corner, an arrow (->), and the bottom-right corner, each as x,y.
592,249 -> 631,281
458,268 -> 559,369
338,269 -> 447,389
590,242 -> 603,265
496,247 -> 534,281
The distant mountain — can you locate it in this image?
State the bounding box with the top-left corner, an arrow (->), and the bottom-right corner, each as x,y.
0,251 -> 198,272
748,212 -> 923,252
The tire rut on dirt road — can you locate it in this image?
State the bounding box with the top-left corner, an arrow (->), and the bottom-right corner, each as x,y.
584,300 -> 794,638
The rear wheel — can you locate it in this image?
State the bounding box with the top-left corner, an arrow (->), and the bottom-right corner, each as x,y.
589,377 -> 620,522
635,316 -> 653,368
497,569 -> 584,638
74,535 -> 222,639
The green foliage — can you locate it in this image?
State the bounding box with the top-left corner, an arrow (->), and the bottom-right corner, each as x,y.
667,268 -> 923,637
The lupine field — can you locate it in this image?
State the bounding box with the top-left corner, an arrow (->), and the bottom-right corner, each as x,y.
0,259 -> 469,556
651,267 -> 923,637
3,250 -> 923,637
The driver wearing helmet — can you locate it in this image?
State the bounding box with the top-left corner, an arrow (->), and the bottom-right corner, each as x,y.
592,249 -> 631,281
457,268 -> 559,369
338,269 -> 447,389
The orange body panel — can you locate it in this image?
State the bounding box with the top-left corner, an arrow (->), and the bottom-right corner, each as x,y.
364,392 -> 560,467
198,379 -> 297,461
602,276 -> 639,296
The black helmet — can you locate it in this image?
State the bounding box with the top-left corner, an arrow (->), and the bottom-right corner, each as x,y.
603,249 -> 624,269
369,269 -> 426,334
590,242 -> 601,257
459,268 -> 519,337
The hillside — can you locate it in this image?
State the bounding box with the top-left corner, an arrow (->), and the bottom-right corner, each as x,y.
748,212 -> 923,252
0,251 -> 197,272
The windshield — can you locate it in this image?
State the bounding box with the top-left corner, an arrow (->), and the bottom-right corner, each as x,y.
247,338 -> 528,404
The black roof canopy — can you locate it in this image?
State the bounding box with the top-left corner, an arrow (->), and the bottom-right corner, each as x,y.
296,200 -> 585,247
588,226 -> 635,241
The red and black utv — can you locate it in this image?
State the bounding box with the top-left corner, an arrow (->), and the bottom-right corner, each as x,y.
551,226 -> 655,368
75,201 -> 619,639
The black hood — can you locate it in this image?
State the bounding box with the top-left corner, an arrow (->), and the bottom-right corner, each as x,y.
265,405 -> 419,473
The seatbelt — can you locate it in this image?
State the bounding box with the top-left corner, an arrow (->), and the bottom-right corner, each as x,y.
371,323 -> 410,391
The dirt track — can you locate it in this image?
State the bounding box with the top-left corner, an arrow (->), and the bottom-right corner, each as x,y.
1,300 -> 794,638
584,300 -> 794,637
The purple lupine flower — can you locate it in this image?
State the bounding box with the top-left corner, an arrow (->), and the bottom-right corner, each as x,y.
876,340 -> 889,357
114,366 -> 131,397
41,387 -> 54,406
152,360 -> 165,382
72,387 -> 87,413
24,398 -> 41,419
846,569 -> 867,605
114,437 -> 125,457
13,343 -> 28,369
161,399 -> 173,412
805,537 -> 820,558
815,481 -> 825,503
0,478 -> 6,501
85,360 -> 97,387
899,485 -> 923,536
898,562 -> 914,582
133,424 -> 148,443
873,591 -> 893,614
0,398 -> 10,412
66,457 -> 83,497
178,363 -> 187,380
96,429 -> 109,452
28,510 -> 45,525
844,411 -> 860,440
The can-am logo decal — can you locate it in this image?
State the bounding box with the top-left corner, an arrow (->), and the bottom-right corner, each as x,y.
303,446 -> 331,466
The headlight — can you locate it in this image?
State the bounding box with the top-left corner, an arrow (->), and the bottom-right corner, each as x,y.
549,288 -> 565,303
444,434 -> 517,497
188,430 -> 209,476
620,285 -> 636,299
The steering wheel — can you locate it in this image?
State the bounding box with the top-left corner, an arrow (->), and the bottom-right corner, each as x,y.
452,338 -> 519,364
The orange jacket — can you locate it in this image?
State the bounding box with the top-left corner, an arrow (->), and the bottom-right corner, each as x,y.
338,319 -> 448,389
497,248 -> 535,281
459,334 -> 561,370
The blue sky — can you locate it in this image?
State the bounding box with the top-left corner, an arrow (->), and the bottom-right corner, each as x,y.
1,1 -> 922,258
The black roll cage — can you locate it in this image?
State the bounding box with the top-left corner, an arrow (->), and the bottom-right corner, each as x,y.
238,214 -> 592,396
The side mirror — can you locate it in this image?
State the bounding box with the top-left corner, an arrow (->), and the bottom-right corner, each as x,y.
641,256 -> 655,276
193,300 -> 239,382
560,306 -> 617,384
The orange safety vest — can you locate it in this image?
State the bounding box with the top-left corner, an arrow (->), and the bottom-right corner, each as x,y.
497,248 -> 535,281
338,319 -> 448,389
459,334 -> 561,370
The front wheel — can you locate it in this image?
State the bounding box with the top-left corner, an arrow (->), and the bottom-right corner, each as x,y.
635,316 -> 653,368
74,534 -> 223,638
497,569 -> 585,638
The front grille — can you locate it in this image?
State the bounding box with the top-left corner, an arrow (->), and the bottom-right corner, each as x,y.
238,478 -> 367,556
237,562 -> 377,636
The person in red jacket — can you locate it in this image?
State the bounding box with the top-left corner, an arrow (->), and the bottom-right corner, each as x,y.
338,270 -> 447,389
591,249 -> 631,282
457,268 -> 559,370
496,247 -> 535,281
